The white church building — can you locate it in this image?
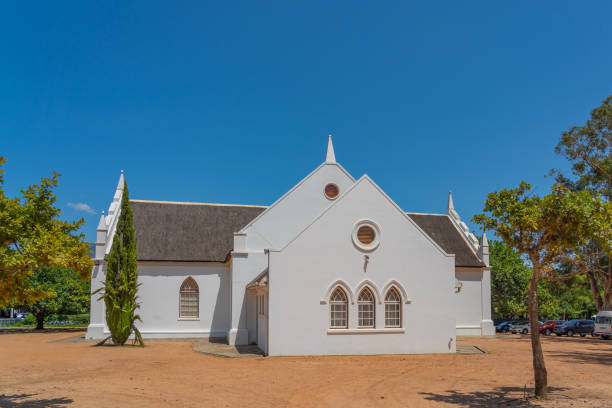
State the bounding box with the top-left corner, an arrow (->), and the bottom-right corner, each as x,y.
87,137 -> 494,356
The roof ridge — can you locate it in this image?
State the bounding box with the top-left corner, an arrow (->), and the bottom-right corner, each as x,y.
405,212 -> 447,216
130,199 -> 268,208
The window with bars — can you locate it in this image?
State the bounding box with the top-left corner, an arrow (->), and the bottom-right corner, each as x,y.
358,288 -> 375,328
257,294 -> 266,315
179,277 -> 199,318
384,287 -> 401,328
330,287 -> 348,329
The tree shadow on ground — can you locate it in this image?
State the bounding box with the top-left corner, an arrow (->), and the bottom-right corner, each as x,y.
0,393 -> 73,407
419,386 -> 569,407
542,335 -> 612,345
546,349 -> 612,365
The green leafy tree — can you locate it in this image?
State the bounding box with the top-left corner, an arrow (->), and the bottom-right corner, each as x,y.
0,157 -> 93,307
490,240 -> 530,318
95,181 -> 143,346
489,239 -> 587,320
553,95 -> 611,199
553,96 -> 612,310
541,276 -> 596,319
23,265 -> 90,329
473,182 -> 611,398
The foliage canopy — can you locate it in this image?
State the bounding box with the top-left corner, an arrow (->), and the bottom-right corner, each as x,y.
0,157 -> 93,307
23,265 -> 90,329
553,95 -> 612,310
473,182 -> 611,397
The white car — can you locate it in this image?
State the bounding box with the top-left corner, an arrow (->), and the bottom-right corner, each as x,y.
594,311 -> 612,340
511,321 -> 543,334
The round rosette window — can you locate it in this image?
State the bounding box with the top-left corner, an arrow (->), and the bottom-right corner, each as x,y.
324,183 -> 339,199
351,220 -> 381,251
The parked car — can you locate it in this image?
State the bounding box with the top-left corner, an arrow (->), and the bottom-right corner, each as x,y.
510,320 -> 531,334
495,321 -> 513,333
540,320 -> 566,336
594,311 -> 612,340
554,319 -> 594,337
511,321 -> 545,334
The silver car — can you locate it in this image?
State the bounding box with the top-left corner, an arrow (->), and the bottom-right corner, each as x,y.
511,321 -> 543,334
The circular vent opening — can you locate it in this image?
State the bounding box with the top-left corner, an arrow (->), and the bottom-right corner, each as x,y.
351,220 -> 381,252
357,225 -> 376,244
325,183 -> 339,199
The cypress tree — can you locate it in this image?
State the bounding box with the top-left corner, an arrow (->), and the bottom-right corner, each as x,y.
96,181 -> 144,346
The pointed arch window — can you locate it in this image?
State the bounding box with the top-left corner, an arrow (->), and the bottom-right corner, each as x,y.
330,288 -> 348,329
358,288 -> 375,328
180,277 -> 199,319
384,288 -> 401,328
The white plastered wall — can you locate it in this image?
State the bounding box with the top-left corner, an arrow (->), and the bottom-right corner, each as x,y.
267,176 -> 456,356
455,269 -> 485,336
87,262 -> 230,339
228,162 -> 355,345
86,262 -> 107,339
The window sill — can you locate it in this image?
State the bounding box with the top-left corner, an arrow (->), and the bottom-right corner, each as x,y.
327,328 -> 405,335
177,318 -> 200,321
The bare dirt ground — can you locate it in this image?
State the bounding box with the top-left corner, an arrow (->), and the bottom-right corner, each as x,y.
1,332 -> 611,407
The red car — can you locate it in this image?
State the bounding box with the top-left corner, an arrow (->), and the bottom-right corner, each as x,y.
540,320 -> 566,336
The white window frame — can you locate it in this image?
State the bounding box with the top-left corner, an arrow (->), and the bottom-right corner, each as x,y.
179,277 -> 199,320
357,288 -> 375,328
329,287 -> 348,329
384,287 -> 402,328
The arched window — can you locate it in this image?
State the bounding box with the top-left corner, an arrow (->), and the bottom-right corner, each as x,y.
358,288 -> 375,328
330,287 -> 348,329
384,287 -> 401,328
180,277 -> 199,318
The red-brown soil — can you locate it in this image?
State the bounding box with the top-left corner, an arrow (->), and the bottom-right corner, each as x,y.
1,332 -> 611,407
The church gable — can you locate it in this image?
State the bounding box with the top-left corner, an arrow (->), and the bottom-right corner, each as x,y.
275,175 -> 453,264
239,136 -> 355,250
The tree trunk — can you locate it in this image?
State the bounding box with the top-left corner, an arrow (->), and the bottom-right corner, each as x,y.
35,314 -> 45,330
587,271 -> 604,311
528,264 -> 547,398
604,263 -> 612,310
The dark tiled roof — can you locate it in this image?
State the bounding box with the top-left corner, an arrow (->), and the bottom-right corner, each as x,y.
407,213 -> 485,268
130,200 -> 266,262
129,200 -> 484,267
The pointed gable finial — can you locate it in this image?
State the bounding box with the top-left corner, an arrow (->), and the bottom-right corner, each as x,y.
117,170 -> 125,191
481,231 -> 489,247
112,170 -> 125,204
97,211 -> 107,231
479,231 -> 490,267
325,134 -> 336,164
447,191 -> 454,213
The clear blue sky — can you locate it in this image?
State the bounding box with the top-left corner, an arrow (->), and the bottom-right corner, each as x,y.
1,1 -> 611,244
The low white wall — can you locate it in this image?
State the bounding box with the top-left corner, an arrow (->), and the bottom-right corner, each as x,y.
88,262 -> 230,339
455,270 -> 483,328
136,262 -> 230,337
454,268 -> 496,336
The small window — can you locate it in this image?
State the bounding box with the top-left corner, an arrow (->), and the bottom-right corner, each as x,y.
357,226 -> 375,244
384,288 -> 401,328
330,287 -> 348,329
325,183 -> 339,199
358,288 -> 375,328
257,294 -> 266,315
180,277 -> 199,318
352,220 -> 381,251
